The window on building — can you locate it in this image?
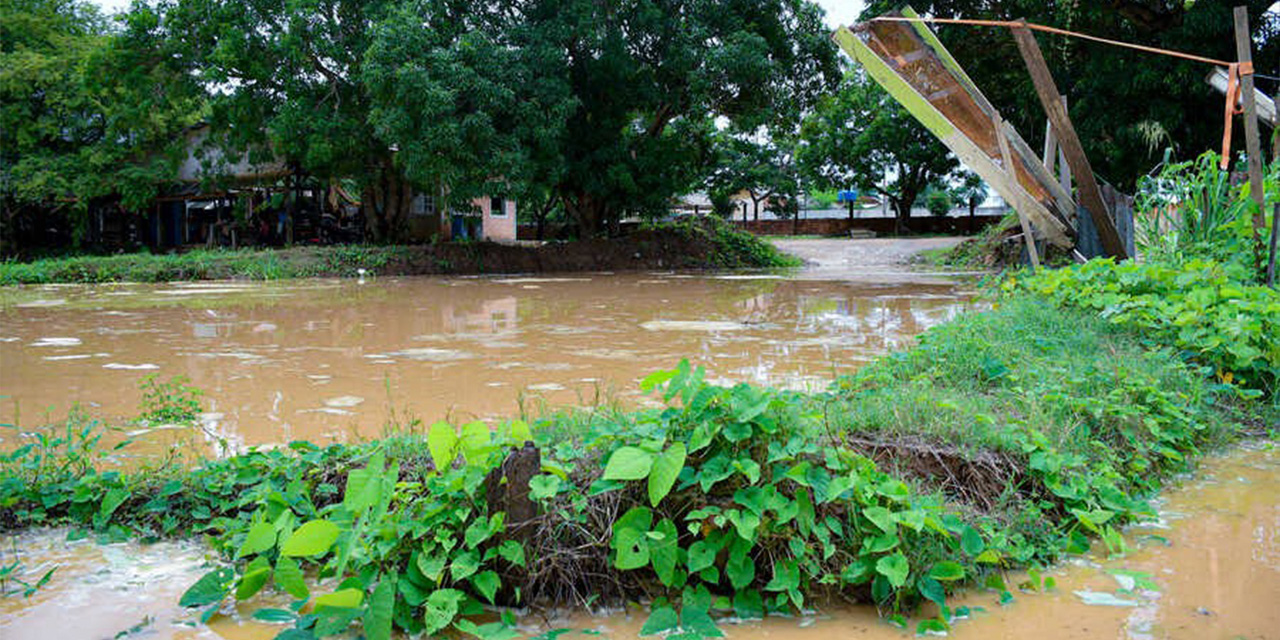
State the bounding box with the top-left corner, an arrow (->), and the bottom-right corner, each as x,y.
489,197 -> 506,217
411,194 -> 436,217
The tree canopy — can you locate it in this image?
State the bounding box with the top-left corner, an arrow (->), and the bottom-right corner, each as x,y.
1,0 -> 202,248
798,72 -> 960,229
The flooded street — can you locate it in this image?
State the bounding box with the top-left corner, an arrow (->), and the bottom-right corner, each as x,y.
2,243 -> 1276,639
1,270 -> 971,453
2,444 -> 1275,639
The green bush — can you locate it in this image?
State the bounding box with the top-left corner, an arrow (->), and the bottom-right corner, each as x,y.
1010,258 -> 1280,394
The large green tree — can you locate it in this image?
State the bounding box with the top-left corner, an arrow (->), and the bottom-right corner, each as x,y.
798,72 -> 960,231
0,0 -> 200,251
707,133 -> 800,221
156,0 -> 419,240
514,0 -> 840,235
860,0 -> 1279,190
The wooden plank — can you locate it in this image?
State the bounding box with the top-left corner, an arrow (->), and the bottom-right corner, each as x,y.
1206,68 -> 1275,128
997,120 -> 1040,268
1234,6 -> 1266,233
1011,24 -> 1127,259
1042,116 -> 1058,170
857,18 -> 1077,227
836,26 -> 1072,246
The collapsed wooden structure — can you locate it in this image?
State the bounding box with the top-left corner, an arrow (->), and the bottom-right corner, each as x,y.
835,8 -> 1133,261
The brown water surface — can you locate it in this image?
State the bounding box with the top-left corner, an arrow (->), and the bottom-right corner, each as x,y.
1,443 -> 1275,639
1,273 -> 971,453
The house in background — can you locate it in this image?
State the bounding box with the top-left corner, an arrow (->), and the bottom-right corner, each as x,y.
406,192 -> 517,242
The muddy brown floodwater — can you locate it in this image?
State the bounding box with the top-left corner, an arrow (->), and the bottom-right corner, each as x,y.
0,271 -> 972,454
1,444 -> 1275,639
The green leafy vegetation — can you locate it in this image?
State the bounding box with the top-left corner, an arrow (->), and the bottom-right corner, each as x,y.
137,375 -> 203,424
0,294 -> 1257,637
0,220 -> 797,284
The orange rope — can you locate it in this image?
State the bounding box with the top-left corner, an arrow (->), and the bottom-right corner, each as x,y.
870,16 -> 1233,67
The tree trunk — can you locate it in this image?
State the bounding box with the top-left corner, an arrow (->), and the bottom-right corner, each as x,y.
362,160 -> 413,243
562,191 -> 609,238
968,200 -> 977,235
891,197 -> 913,235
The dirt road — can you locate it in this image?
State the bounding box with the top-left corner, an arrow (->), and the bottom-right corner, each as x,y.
769,237 -> 971,281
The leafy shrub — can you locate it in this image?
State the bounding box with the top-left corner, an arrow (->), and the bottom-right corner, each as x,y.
1134,151 -> 1279,275
138,375 -> 204,424
1010,258 -> 1280,394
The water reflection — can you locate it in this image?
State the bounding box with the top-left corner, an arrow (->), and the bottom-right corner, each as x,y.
0,274 -> 974,452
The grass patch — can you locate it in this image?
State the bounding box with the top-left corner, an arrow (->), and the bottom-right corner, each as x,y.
0,289 -> 1258,637
0,220 -> 797,285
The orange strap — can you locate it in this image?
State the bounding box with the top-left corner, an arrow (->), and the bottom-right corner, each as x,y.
1220,62 -> 1258,170
1222,63 -> 1241,169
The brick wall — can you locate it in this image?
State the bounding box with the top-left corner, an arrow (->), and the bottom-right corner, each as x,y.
731,214 -> 1005,237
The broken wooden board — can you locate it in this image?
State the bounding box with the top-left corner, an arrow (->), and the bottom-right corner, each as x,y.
834,9 -> 1075,248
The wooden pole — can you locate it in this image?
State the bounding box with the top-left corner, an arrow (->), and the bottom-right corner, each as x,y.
1233,6 -> 1265,233
997,120 -> 1041,269
1012,23 -> 1127,259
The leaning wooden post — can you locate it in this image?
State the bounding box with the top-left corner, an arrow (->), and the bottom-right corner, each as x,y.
1011,22 -> 1127,260
997,120 -> 1041,269
1233,7 -> 1266,238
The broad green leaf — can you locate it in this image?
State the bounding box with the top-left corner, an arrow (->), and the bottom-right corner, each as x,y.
497,540 -> 526,567
96,487 -> 130,526
465,517 -> 496,549
455,619 -> 521,640
603,446 -> 655,481
427,421 -> 458,471
679,607 -> 724,638
451,549 -> 480,581
529,474 -> 562,501
273,556 -> 309,600
235,567 -> 271,600
764,559 -> 799,592
928,560 -> 965,582
864,533 -> 899,553
423,589 -> 465,635
917,575 -> 946,607
508,419 -> 533,444
961,525 -> 985,556
250,608 -> 297,623
862,506 -> 896,534
732,589 -> 764,620
875,479 -> 911,502
686,541 -> 717,574
417,550 -> 448,583
639,605 -> 678,636
238,520 -> 277,558
647,443 -> 686,506
471,571 -> 501,604
460,421 -> 492,464
180,567 -> 234,608
875,553 -> 910,588
649,518 -> 680,587
363,576 -> 397,640
613,527 -> 651,570
314,588 -> 363,610
280,520 -> 340,557
917,618 -> 950,635
639,368 -> 677,393
725,542 -> 755,589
